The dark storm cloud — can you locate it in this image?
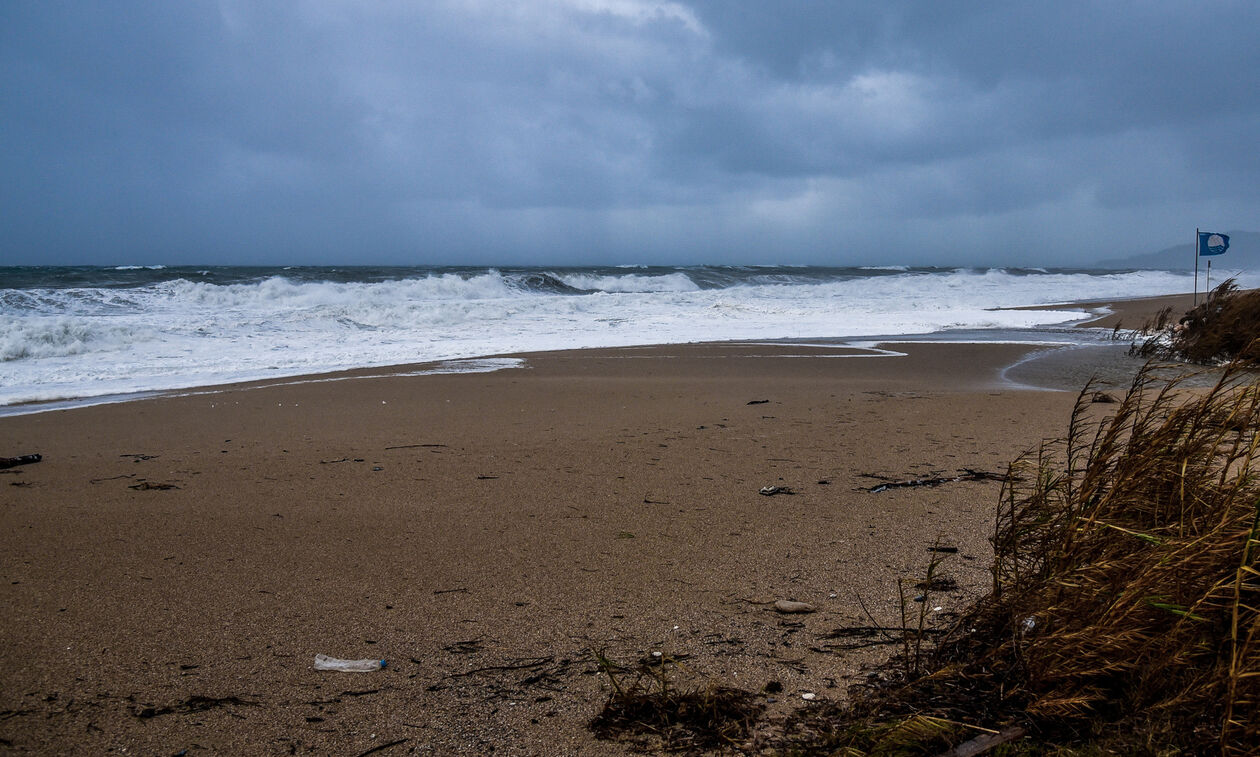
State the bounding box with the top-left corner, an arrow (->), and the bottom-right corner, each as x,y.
1,1 -> 1256,265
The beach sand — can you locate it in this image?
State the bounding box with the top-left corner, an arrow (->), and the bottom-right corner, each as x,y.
0,296 -> 1182,755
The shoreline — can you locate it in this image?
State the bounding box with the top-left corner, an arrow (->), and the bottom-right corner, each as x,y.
0,294 -> 1190,754
0,292 -> 1194,419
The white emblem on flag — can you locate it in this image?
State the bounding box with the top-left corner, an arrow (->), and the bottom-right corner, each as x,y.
1208,234 -> 1225,248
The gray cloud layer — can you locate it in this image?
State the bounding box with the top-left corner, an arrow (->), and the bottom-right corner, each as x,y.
2,1 -> 1256,266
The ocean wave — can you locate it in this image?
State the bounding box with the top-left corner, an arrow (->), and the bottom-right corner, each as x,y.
0,316 -> 151,361
0,287 -> 145,315
504,272 -> 592,295
1,265 -> 1242,407
556,272 -> 700,293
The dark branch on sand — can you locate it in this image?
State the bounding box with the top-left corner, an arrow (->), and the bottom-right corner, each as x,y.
861,468 -> 1005,493
0,454 -> 42,470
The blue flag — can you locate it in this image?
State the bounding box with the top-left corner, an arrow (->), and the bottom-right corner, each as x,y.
1199,232 -> 1230,256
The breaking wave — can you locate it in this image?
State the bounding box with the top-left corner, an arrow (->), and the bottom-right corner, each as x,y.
0,264 -> 1238,407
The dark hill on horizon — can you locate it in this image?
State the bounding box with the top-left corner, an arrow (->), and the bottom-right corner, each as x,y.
1096,230 -> 1259,271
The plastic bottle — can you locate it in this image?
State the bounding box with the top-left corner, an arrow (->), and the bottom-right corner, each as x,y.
313,654 -> 386,672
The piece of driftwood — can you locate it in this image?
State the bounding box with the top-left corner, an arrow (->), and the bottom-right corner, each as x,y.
862,468 -> 1004,493
128,481 -> 179,490
0,454 -> 41,470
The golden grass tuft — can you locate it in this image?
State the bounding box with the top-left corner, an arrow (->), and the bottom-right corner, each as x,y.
781,361 -> 1260,755
1134,280 -> 1260,364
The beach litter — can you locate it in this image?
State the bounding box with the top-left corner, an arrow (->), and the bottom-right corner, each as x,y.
774,600 -> 816,614
759,485 -> 795,496
313,654 -> 386,672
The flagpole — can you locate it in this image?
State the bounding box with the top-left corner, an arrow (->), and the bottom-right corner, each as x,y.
1193,227 -> 1200,307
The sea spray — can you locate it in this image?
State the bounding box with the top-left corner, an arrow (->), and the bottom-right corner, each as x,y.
1,265 -> 1242,408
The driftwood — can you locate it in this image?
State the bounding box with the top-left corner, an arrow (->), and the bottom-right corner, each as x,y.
128,481 -> 179,490
861,469 -> 1004,493
0,454 -> 41,470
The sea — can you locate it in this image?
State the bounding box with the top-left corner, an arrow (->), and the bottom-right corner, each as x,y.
2,264 -> 1248,413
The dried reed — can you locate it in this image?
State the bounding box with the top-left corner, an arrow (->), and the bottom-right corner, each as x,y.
782,361 -> 1260,755
1134,280 -> 1260,364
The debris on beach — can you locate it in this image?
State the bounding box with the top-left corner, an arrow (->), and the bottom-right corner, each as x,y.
127,480 -> 179,490
759,485 -> 795,496
313,654 -> 386,672
590,649 -> 764,752
773,600 -> 816,614
859,468 -> 1004,493
0,453 -> 41,470
746,399 -> 770,405
132,694 -> 256,719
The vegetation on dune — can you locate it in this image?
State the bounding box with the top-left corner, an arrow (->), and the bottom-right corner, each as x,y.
780,361 -> 1260,755
1134,280 -> 1260,364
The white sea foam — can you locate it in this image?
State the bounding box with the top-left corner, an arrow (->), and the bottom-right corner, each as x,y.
557,272 -> 700,293
1,267 -> 1246,408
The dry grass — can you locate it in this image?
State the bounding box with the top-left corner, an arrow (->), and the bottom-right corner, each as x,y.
589,650 -> 765,753
779,361 -> 1260,755
1134,280 -> 1260,363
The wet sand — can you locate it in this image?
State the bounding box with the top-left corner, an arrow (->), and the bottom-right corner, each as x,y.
0,296 -> 1183,755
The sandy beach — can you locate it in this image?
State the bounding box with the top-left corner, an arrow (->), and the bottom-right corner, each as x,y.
0,295 -> 1187,755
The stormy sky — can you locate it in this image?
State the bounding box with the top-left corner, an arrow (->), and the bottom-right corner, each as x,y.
2,1 -> 1256,267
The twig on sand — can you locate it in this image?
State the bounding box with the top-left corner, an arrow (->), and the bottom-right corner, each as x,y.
446,656 -> 554,679
354,738 -> 409,757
